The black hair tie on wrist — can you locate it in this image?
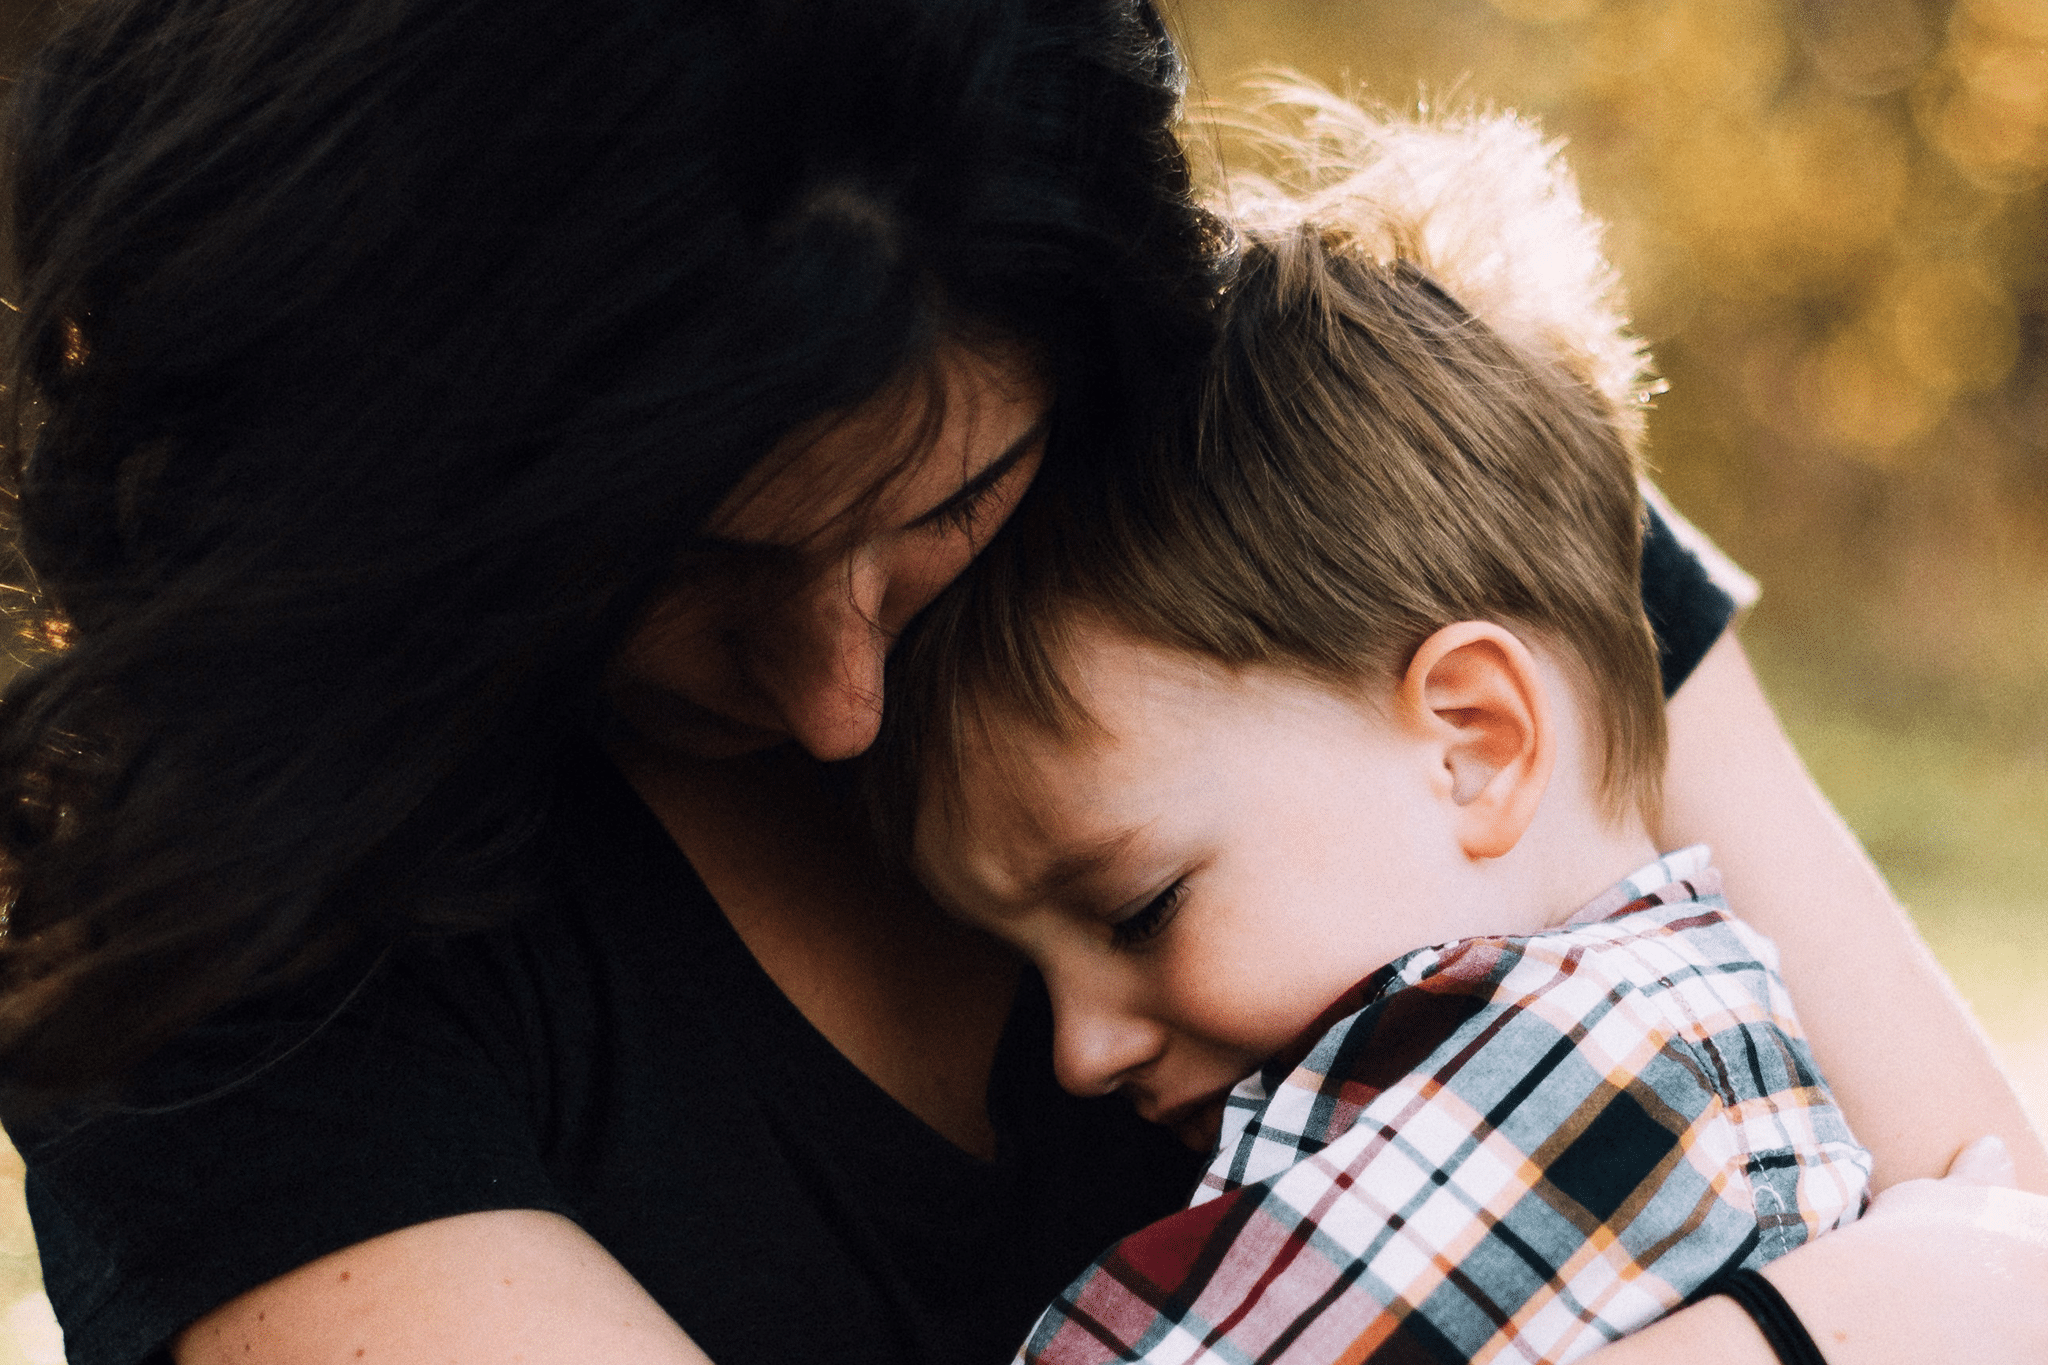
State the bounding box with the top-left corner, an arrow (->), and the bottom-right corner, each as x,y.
1691,1267 -> 1830,1365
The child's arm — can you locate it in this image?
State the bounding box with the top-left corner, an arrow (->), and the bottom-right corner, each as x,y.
1657,631 -> 2048,1192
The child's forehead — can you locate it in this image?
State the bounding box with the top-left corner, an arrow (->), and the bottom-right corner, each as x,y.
939,623 -> 1394,832
975,623 -> 1247,766
1052,621 -> 1389,746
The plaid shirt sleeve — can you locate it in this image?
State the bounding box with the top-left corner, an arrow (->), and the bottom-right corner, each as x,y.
1017,849 -> 1871,1365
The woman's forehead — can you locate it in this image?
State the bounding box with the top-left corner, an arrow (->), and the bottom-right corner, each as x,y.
706,339 -> 1049,549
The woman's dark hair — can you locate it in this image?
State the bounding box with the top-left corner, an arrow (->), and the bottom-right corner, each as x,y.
0,0 -> 1223,1095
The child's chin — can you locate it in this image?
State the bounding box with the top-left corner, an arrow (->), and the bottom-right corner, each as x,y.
1169,1096 -> 1228,1152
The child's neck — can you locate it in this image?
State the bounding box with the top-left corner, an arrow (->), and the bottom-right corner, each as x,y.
1484,790 -> 1661,935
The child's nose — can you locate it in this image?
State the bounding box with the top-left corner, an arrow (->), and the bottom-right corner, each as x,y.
1050,995 -> 1165,1099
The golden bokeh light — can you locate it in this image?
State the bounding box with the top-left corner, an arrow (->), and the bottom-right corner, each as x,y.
1804,322 -> 1944,457
1917,0 -> 2048,188
1485,0 -> 1603,25
1885,257 -> 2021,397
1802,0 -> 1934,96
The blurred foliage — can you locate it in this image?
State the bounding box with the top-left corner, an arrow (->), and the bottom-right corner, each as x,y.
1170,0 -> 2048,712
1169,0 -> 2048,1121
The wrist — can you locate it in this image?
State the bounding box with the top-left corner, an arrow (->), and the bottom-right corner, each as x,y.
1698,1269 -> 1829,1365
1754,1206 -> 1943,1365
1753,1260 -> 1851,1365
1579,1292 -> 1780,1365
1680,1292 -> 1786,1365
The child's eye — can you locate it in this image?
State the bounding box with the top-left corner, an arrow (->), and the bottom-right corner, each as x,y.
1111,878 -> 1187,949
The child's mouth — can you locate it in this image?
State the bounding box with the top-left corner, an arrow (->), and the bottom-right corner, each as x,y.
1155,1091 -> 1231,1152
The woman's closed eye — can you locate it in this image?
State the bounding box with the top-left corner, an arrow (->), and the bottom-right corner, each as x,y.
1110,877 -> 1187,949
908,426 -> 1042,538
925,470 -> 1009,535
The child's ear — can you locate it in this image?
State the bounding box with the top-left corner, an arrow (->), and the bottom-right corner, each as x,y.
1396,622 -> 1555,861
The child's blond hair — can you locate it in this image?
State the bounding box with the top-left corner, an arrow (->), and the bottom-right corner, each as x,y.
875,89 -> 1666,848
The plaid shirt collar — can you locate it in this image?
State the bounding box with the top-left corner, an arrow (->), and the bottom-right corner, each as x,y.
1220,846 -> 1720,1170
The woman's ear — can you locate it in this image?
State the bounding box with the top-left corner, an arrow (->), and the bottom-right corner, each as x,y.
1396,622 -> 1555,861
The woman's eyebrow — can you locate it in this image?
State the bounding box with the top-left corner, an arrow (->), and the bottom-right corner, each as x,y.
905,416 -> 1049,530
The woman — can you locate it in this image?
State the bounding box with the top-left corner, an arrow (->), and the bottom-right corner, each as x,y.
0,1 -> 2039,1363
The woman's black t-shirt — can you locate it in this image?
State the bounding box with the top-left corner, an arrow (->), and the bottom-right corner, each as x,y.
3,506 -> 1739,1365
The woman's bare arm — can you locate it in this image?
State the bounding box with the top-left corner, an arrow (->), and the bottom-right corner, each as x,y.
174,1210 -> 714,1365
1658,631 -> 2048,1192
1589,1140 -> 2048,1364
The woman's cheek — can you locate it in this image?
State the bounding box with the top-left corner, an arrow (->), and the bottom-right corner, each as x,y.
879,535 -> 978,634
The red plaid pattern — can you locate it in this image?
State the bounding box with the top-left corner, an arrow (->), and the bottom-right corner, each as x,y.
1019,848 -> 1870,1364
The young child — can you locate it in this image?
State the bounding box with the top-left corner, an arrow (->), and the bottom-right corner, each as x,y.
871,96 -> 1871,1365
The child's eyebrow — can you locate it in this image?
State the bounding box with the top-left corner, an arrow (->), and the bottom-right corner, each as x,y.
1030,825 -> 1144,900
904,416 -> 1049,531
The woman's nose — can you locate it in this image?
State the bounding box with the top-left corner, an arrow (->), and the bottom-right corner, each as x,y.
759,552 -> 892,761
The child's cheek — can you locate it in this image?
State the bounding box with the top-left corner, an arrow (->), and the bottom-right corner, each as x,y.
1157,952 -> 1312,1065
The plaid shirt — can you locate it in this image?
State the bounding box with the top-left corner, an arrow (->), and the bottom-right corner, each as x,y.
1018,848 -> 1870,1365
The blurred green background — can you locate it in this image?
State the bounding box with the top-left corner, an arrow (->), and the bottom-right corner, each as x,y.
0,0 -> 2042,1360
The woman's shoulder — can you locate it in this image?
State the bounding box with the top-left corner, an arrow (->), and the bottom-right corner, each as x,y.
1639,484 -> 1756,696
